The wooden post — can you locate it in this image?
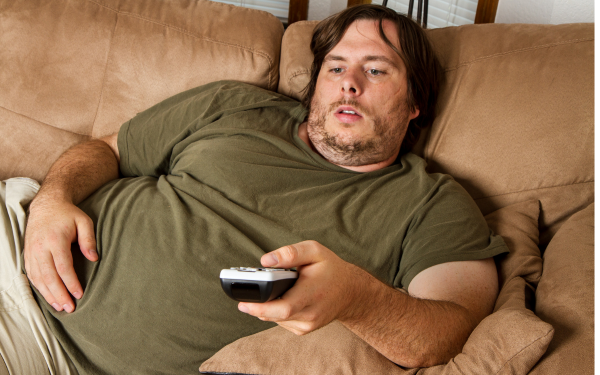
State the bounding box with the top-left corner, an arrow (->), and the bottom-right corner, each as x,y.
288,0 -> 309,25
475,0 -> 500,23
347,0 -> 372,7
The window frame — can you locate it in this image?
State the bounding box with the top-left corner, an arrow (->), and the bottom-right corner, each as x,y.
286,0 -> 499,25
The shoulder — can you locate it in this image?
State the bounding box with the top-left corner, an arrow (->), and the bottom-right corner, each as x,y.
207,80 -> 299,105
150,80 -> 299,113
396,153 -> 466,197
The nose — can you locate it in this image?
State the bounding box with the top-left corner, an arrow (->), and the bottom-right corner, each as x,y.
340,69 -> 362,97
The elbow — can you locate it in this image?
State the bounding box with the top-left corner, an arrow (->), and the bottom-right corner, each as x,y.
394,356 -> 428,369
394,348 -> 461,369
392,322 -> 472,368
393,349 -> 461,369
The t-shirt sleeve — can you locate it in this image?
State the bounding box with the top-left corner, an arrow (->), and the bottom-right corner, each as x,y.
118,83 -> 220,177
117,80 -> 292,178
396,177 -> 508,289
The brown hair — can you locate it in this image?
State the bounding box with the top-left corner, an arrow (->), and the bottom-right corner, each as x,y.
302,4 -> 442,156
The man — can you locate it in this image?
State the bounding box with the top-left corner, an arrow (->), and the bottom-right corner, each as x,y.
19,4 -> 507,374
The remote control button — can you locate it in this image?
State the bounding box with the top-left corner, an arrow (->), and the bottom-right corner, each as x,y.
240,267 -> 258,272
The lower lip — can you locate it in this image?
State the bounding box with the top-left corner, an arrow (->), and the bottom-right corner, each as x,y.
334,112 -> 363,124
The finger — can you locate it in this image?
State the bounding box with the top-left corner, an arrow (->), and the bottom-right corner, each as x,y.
262,241 -> 329,268
52,245 -> 85,302
37,249 -> 77,312
279,325 -> 306,336
28,258 -> 63,312
239,299 -> 299,321
75,214 -> 98,262
277,320 -> 316,336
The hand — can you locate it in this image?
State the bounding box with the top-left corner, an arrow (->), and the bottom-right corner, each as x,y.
238,240 -> 368,335
24,196 -> 98,313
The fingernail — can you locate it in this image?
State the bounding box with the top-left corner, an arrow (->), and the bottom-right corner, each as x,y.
89,249 -> 97,257
63,304 -> 74,313
238,304 -> 249,314
52,303 -> 62,311
73,292 -> 82,299
263,253 -> 278,267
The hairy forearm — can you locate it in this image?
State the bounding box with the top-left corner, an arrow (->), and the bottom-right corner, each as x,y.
243,243 -> 496,367
340,269 -> 476,368
32,139 -> 119,208
24,138 -> 118,313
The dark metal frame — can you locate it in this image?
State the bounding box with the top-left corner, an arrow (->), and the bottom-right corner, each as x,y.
382,0 -> 428,28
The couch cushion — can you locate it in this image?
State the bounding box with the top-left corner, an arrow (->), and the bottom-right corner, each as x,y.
200,308 -> 553,375
277,20 -> 319,99
199,200 -> 553,375
423,23 -> 594,246
529,203 -> 594,374
0,0 -> 284,181
278,22 -> 594,246
485,199 -> 542,311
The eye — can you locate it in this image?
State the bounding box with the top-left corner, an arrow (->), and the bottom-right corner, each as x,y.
368,69 -> 384,76
330,67 -> 343,74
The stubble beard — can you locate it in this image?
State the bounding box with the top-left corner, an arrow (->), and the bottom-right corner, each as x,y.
307,97 -> 410,167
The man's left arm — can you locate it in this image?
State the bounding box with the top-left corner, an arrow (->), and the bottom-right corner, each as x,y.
238,240 -> 498,368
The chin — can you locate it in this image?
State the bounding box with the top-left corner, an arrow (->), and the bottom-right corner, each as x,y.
326,118 -> 372,139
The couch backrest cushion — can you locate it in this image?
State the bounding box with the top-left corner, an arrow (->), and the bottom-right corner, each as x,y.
278,20 -> 319,99
0,0 -> 284,181
279,21 -> 594,245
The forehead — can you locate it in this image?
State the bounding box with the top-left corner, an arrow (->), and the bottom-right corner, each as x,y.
326,19 -> 402,63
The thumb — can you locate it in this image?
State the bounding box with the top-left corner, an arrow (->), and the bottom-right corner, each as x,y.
262,241 -> 327,268
75,214 -> 98,262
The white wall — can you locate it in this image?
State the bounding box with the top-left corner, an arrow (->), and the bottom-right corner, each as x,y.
495,0 -> 594,24
307,0 -> 346,21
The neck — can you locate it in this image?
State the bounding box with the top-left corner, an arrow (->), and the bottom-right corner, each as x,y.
297,122 -> 398,173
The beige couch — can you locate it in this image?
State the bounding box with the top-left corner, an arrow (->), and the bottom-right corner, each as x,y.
0,0 -> 593,374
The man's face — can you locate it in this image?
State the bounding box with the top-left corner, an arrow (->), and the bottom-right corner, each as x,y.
307,19 -> 419,168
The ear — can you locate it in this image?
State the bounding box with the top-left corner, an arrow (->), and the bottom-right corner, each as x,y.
409,107 -> 420,121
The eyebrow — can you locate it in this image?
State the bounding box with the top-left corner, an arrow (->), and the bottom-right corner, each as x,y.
324,54 -> 397,66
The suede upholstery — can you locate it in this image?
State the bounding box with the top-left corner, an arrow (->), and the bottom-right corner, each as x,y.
0,0 -> 594,373
530,203 -> 595,374
0,0 -> 283,181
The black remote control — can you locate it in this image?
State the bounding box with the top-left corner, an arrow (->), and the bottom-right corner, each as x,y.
220,267 -> 298,303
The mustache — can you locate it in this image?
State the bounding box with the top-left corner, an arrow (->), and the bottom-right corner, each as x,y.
328,99 -> 370,117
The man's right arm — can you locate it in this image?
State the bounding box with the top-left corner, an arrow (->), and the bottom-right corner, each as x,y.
24,133 -> 120,313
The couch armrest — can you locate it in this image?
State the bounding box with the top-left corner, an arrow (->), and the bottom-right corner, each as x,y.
529,203 -> 594,374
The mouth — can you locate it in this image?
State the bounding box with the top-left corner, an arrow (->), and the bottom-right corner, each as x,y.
334,106 -> 363,124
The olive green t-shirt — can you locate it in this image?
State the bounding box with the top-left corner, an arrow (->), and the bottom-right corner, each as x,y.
36,81 -> 507,374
